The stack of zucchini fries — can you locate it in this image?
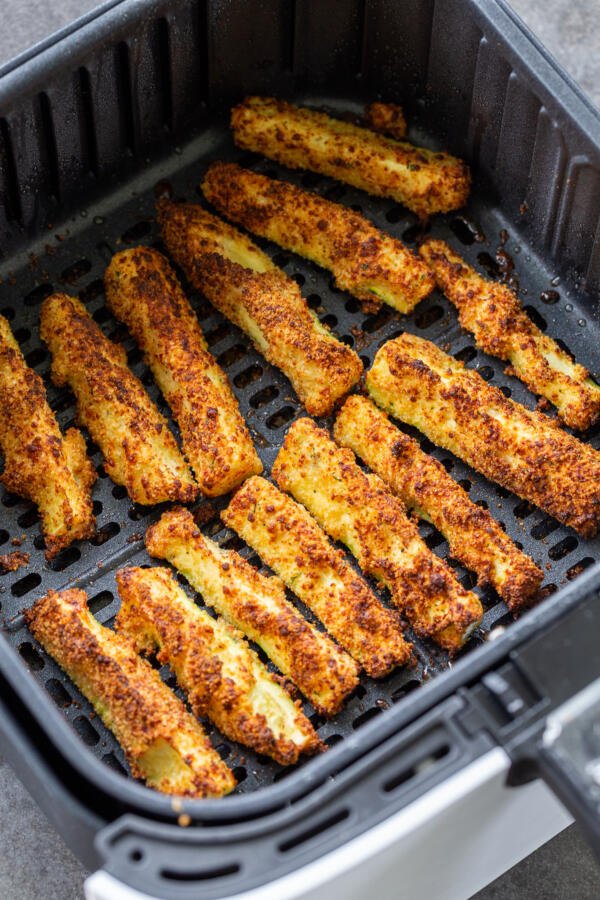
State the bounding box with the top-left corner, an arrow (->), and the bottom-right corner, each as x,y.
4,96 -> 599,799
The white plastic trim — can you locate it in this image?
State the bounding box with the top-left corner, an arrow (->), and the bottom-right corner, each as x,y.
85,748 -> 572,900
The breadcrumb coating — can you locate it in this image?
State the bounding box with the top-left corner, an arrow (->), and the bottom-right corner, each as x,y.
25,588 -> 235,797
334,395 -> 543,612
105,246 -> 262,496
272,418 -> 483,650
420,240 -> 600,430
0,314 -> 95,558
158,199 -> 362,416
116,566 -> 321,765
365,102 -> 408,140
145,507 -> 359,715
367,333 -> 600,537
223,476 -> 412,676
40,293 -> 197,505
202,162 -> 434,313
230,96 -> 471,217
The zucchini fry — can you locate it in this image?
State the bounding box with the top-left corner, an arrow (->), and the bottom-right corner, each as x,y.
420,240 -> 600,430
145,507 -> 359,715
222,476 -> 412,677
201,163 -> 434,313
115,566 -> 321,765
334,395 -> 543,612
25,589 -> 234,797
158,199 -> 362,416
40,293 -> 197,505
272,419 -> 483,651
105,247 -> 262,496
0,315 -> 95,558
230,96 -> 471,218
367,334 -> 600,537
365,102 -> 408,140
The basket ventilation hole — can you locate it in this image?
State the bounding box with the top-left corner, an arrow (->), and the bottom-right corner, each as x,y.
234,364 -> 263,388
531,517 -> 559,540
205,323 -> 230,347
90,522 -> 120,546
218,344 -> 246,368
566,558 -> 595,580
61,259 -> 92,283
89,590 -> 114,616
103,752 -> 127,774
266,407 -> 295,429
415,305 -> 444,329
306,293 -> 322,310
24,284 -> 54,307
18,642 -> 44,670
74,715 -> 99,746
250,385 -> 279,409
0,529 -> 9,547
45,678 -> 72,708
363,308 -> 394,334
352,706 -> 383,730
454,345 -> 476,363
50,546 -> 81,572
11,573 -> 42,597
548,535 -> 578,561
79,279 -> 105,303
129,849 -> 144,864
121,220 -> 152,243
278,808 -> 350,853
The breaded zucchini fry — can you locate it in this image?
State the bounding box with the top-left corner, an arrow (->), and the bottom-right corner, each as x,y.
367,334 -> 600,537
145,507 -> 359,715
105,247 -> 262,496
334,396 -> 543,612
230,97 -> 471,218
158,199 -> 362,416
365,102 -> 408,140
222,476 -> 412,676
115,566 -> 321,765
0,315 -> 95,558
40,293 -> 197,505
420,240 -> 600,430
272,419 -> 483,650
25,588 -> 234,797
201,163 -> 434,313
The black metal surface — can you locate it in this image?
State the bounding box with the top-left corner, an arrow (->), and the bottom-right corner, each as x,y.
0,0 -> 599,894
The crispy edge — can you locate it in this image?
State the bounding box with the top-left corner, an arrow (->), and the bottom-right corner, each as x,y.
0,314 -> 96,558
222,476 -> 412,677
272,418 -> 483,651
420,239 -> 600,430
145,506 -> 360,716
201,162 -> 434,312
115,566 -> 322,765
334,395 -> 543,612
105,246 -> 262,495
157,200 -> 363,416
230,96 -> 471,218
25,588 -> 235,797
365,102 -> 408,140
40,292 -> 198,505
367,333 -> 600,538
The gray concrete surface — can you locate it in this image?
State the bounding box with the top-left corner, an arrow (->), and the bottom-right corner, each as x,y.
0,1 -> 598,898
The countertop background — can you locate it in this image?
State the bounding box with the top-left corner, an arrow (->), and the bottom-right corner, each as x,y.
0,1 -> 599,897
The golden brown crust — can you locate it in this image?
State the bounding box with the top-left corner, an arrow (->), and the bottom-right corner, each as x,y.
158,199 -> 362,416
104,247 -> 262,496
145,507 -> 359,715
420,240 -> 600,430
367,334 -> 600,538
201,162 -> 434,313
272,418 -> 483,650
40,293 -> 197,505
334,395 -> 543,612
222,476 -> 412,677
0,314 -> 96,558
25,588 -> 235,797
230,96 -> 471,218
365,102 -> 408,140
115,566 -> 321,765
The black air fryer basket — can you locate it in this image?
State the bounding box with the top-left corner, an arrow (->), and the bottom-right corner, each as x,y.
1,1 -> 600,897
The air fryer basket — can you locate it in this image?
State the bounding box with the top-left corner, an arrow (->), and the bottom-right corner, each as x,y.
1,0 -> 600,896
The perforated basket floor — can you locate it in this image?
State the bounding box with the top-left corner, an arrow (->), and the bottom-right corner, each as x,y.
2,96 -> 600,795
